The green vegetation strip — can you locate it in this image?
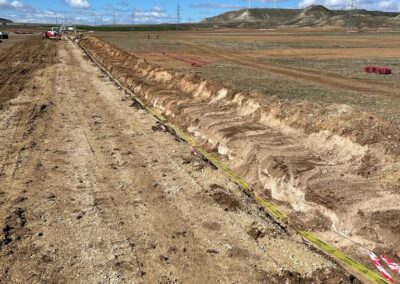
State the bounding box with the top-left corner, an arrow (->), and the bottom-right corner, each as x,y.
79,41 -> 388,284
77,24 -> 192,32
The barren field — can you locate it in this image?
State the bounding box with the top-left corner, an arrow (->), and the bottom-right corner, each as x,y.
96,29 -> 400,123
0,35 -> 56,108
0,34 -> 31,50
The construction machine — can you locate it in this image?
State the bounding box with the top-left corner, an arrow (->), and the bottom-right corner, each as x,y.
43,26 -> 62,40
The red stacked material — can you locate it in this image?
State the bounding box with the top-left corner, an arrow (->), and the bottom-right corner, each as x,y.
363,66 -> 392,75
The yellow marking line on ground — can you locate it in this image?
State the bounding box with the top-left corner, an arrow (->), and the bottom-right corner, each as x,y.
79,41 -> 388,284
300,232 -> 389,284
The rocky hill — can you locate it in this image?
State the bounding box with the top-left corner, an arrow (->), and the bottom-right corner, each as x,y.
202,5 -> 400,28
0,18 -> 13,24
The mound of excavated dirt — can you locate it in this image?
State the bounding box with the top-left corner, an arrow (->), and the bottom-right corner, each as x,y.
0,36 -> 57,108
80,36 -> 400,266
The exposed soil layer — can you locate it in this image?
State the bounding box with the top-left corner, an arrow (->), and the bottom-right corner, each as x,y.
0,38 -> 352,282
0,36 -> 57,108
79,35 -> 400,276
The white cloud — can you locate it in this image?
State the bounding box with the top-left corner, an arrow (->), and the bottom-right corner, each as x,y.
133,6 -> 176,22
0,0 -> 26,10
378,0 -> 399,10
298,0 -> 399,11
0,4 -> 176,25
65,0 -> 90,9
10,1 -> 23,8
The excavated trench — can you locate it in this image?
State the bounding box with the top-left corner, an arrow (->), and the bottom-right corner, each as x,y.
80,36 -> 400,260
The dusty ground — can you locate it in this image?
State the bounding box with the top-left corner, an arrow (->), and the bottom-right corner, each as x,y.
0,34 -> 31,50
0,37 -> 355,282
95,29 -> 400,123
0,35 -> 56,108
80,33 -> 400,282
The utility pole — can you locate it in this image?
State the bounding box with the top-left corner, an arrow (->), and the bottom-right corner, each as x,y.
274,0 -> 277,8
113,10 -> 116,25
346,0 -> 357,33
132,8 -> 135,29
176,2 -> 181,30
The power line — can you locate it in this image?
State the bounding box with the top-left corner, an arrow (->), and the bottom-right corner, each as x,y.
176,2 -> 181,30
346,0 -> 357,32
131,8 -> 135,31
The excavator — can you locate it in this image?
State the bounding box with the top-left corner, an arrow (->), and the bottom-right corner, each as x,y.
43,26 -> 62,40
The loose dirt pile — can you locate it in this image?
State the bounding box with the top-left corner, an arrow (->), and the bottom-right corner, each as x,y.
0,36 -> 57,108
80,36 -> 400,269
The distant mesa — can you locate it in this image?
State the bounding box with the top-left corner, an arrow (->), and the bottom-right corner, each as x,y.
201,5 -> 400,28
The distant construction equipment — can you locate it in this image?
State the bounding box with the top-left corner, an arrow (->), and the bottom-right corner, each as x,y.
43,27 -> 62,40
43,25 -> 75,40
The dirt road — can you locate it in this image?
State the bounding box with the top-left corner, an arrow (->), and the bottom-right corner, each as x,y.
0,38 -> 351,282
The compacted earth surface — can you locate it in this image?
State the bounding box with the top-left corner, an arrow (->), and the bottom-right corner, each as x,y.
0,36 -> 357,282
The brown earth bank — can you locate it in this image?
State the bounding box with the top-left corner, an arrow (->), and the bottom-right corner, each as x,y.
79,35 -> 400,278
0,37 -> 355,283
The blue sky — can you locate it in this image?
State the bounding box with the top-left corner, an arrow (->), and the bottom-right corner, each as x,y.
0,0 -> 399,24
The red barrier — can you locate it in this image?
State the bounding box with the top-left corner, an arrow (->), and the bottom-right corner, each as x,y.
377,67 -> 392,75
363,66 -> 392,75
